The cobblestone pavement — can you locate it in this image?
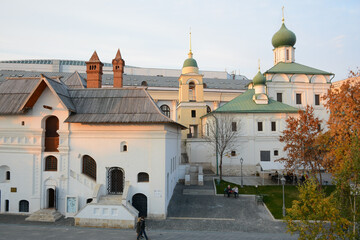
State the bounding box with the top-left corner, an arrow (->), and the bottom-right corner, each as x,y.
0,178 -> 298,239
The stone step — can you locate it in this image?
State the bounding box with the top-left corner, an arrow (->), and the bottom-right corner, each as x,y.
183,189 -> 214,195
25,209 -> 62,222
99,195 -> 123,205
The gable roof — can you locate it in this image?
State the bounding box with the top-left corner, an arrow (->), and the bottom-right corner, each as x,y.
0,78 -> 41,114
65,88 -> 185,128
210,89 -> 299,114
265,62 -> 333,76
20,75 -> 76,112
62,71 -> 87,89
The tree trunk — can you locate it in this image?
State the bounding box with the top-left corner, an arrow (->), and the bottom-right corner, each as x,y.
219,156 -> 223,181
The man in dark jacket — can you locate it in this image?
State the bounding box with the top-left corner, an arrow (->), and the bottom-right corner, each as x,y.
137,216 -> 148,240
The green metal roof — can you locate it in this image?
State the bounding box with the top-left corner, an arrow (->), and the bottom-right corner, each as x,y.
265,62 -> 333,75
211,89 -> 299,114
183,58 -> 198,68
272,23 -> 296,48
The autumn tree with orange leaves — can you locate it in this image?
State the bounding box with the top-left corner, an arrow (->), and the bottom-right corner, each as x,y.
279,105 -> 324,184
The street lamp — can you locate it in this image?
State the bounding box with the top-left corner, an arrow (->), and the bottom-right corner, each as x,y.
240,157 -> 244,188
350,183 -> 359,238
281,176 -> 286,217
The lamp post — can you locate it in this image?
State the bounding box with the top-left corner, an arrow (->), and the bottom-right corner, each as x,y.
281,176 -> 286,217
240,157 -> 244,188
350,182 -> 359,238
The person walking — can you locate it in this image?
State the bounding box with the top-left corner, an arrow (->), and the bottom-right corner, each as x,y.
137,216 -> 148,240
135,217 -> 142,239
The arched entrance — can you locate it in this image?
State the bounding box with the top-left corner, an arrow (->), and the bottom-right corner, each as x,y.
107,167 -> 124,195
132,193 -> 147,217
47,188 -> 56,208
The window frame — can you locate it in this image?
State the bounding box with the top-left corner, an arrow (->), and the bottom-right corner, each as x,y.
296,93 -> 302,105
82,155 -> 97,181
271,121 -> 276,132
276,93 -> 283,103
160,104 -> 170,118
191,110 -> 196,118
260,151 -> 271,162
45,156 -> 57,171
137,172 -> 149,183
315,94 -> 320,106
257,122 -> 263,132
232,122 -> 237,132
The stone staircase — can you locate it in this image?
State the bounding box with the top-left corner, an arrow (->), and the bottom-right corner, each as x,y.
99,195 -> 123,205
25,209 -> 62,222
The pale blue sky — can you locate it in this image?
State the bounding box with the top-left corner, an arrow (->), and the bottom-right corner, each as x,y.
0,0 -> 359,81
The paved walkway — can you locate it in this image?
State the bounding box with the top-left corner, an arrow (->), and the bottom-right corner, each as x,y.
0,176 -> 298,239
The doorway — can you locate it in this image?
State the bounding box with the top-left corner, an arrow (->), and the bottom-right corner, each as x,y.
47,188 -> 55,208
132,193 -> 147,217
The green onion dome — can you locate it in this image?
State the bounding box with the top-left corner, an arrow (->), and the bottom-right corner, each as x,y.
272,23 -> 296,48
253,71 -> 266,86
183,57 -> 198,68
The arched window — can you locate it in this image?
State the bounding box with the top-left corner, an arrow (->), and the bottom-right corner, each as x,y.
45,156 -> 57,171
45,116 -> 59,152
189,82 -> 196,101
19,200 -> 29,212
141,81 -> 148,86
286,49 -> 289,60
160,105 -> 170,118
82,155 -> 96,180
138,172 -> 149,182
0,165 -> 10,182
121,141 -> 128,152
206,105 -> 211,113
6,171 -> 10,180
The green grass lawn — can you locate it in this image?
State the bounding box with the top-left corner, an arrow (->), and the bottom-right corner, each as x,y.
215,179 -> 335,219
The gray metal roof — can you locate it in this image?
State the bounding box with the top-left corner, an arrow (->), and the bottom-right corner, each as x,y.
63,71 -> 87,89
0,78 -> 40,114
0,70 -> 251,90
65,88 -> 182,125
0,75 -> 184,127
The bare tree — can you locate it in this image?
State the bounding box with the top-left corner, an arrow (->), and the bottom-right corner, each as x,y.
204,114 -> 240,180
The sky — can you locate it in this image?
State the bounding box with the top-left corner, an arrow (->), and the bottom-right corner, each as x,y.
0,0 -> 359,82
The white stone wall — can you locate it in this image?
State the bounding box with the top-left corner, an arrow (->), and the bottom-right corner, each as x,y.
0,86 -> 181,219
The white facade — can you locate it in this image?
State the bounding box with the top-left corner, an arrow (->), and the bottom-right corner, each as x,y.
0,85 -> 181,220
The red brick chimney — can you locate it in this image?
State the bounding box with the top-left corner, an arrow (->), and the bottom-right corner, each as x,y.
86,51 -> 103,88
112,49 -> 125,88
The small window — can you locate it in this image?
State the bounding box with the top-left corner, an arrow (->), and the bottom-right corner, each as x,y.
160,105 -> 170,118
5,200 -> 9,212
231,151 -> 236,157
277,93 -> 282,103
271,122 -> 276,132
260,151 -> 270,161
203,83 -> 207,88
232,122 -> 237,132
19,200 -> 29,212
121,141 -> 128,152
82,155 -> 96,181
138,172 -> 149,182
274,150 -> 279,156
45,156 -> 57,171
191,110 -> 196,118
296,93 -> 302,105
286,49 -> 289,60
141,81 -> 148,86
315,94 -> 320,106
206,105 -> 211,113
258,122 -> 263,132
86,198 -> 93,204
6,171 -> 10,180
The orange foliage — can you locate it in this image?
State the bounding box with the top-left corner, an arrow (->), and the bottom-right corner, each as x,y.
279,105 -> 323,178
323,71 -> 360,175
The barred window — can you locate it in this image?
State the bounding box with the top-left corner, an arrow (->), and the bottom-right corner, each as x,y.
19,200 -> 29,212
83,155 -> 96,180
45,156 -> 57,171
138,172 -> 149,182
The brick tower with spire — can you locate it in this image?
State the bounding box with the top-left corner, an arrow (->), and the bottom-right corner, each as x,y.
112,49 -> 125,88
86,51 -> 103,88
